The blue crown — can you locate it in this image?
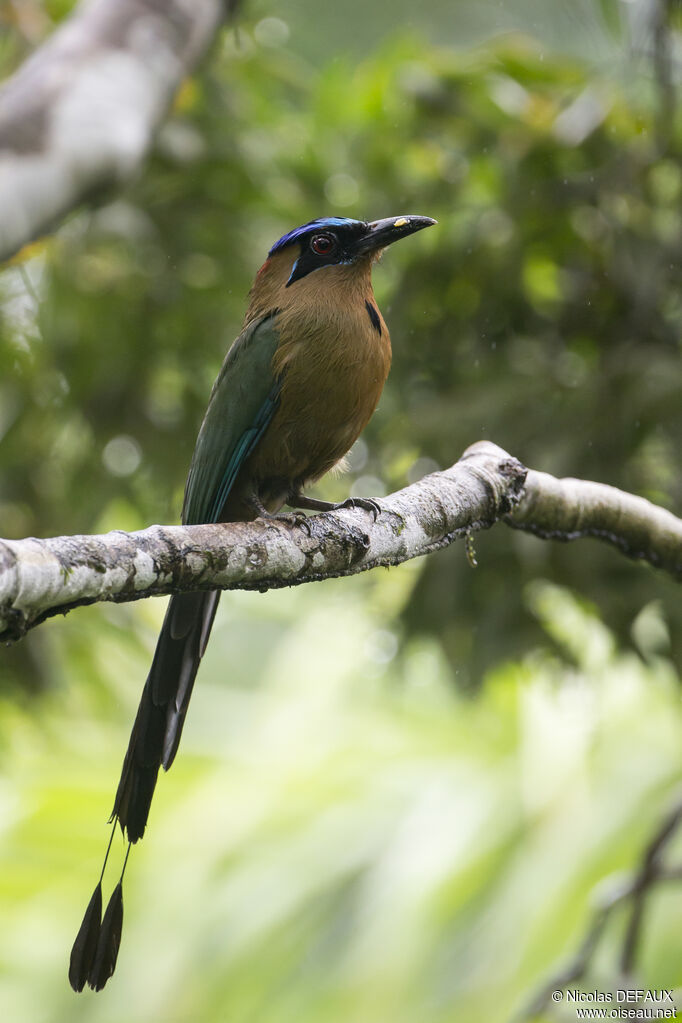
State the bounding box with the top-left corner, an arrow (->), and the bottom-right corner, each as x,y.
269,217 -> 364,257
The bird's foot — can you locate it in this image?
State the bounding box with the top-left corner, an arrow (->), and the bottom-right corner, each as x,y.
243,494 -> 312,534
285,492 -> 382,523
267,509 -> 312,535
334,496 -> 382,521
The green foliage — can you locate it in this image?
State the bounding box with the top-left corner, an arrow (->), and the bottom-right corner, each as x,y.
1,581 -> 681,1021
1,12 -> 681,681
0,2 -> 681,1018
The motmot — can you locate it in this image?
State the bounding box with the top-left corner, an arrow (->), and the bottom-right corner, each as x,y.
69,213 -> 436,991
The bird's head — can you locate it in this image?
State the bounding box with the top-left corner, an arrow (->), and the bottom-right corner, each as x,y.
245,215 -> 436,323
268,215 -> 436,287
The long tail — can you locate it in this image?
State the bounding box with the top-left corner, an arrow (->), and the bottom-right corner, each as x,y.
111,589 -> 220,843
69,588 -> 219,991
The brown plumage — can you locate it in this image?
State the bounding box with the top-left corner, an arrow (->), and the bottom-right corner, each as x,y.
72,215 -> 435,991
228,247 -> 391,516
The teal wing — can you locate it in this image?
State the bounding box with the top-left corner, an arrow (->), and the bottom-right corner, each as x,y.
182,312 -> 281,525
110,313 -> 282,847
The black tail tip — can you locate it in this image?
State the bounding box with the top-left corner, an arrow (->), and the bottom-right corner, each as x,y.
68,883 -> 102,992
69,882 -> 124,993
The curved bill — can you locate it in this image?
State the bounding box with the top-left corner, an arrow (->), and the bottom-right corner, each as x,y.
353,215 -> 437,255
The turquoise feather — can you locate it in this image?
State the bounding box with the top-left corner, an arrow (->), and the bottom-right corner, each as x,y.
182,313 -> 281,525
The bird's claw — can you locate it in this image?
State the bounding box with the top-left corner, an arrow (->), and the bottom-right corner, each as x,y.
337,496 -> 381,521
270,510 -> 312,535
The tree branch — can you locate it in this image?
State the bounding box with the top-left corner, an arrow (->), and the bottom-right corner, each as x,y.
514,794 -> 682,1022
505,450 -> 682,577
0,0 -> 240,263
1,442 -> 680,642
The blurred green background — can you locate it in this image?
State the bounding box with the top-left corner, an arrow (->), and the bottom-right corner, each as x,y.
1,1 -> 681,1020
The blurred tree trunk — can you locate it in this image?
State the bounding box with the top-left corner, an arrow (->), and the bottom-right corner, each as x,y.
0,0 -> 241,261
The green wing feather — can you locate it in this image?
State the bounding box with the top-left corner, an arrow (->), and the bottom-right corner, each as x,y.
182,312 -> 281,525
111,313 -> 282,844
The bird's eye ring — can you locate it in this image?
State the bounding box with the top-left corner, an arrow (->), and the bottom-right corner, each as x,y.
311,233 -> 335,256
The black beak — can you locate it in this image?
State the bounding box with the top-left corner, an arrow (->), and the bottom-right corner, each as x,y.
353,215 -> 437,255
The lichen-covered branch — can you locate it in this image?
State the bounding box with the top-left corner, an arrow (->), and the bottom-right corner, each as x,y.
1,441 -> 680,641
506,457 -> 682,576
0,444 -> 527,640
0,0 -> 240,262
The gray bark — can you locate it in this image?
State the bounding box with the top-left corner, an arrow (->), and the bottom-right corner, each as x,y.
1,441 -> 680,641
0,0 -> 238,261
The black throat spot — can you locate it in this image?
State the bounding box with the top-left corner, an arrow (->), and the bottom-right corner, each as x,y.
365,300 -> 382,335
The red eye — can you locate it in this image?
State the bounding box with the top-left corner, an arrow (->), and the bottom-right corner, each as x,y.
311,233 -> 335,255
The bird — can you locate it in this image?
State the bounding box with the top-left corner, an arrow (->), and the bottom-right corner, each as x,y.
69,213 -> 436,992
